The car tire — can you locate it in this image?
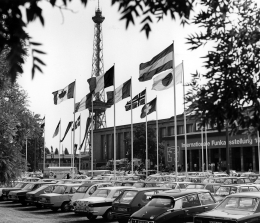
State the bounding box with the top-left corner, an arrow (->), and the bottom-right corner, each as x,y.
51,207 -> 59,212
61,202 -> 70,212
103,208 -> 113,221
86,214 -> 97,220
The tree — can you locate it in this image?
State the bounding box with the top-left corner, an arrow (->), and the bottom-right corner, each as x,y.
45,147 -> 50,154
55,148 -> 59,154
186,0 -> 260,134
0,0 -> 194,83
64,148 -> 69,155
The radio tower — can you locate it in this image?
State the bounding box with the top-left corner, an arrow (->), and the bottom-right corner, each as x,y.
86,1 -> 110,163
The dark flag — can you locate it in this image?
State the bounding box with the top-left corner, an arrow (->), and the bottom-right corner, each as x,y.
125,89 -> 146,111
72,115 -> 80,131
79,117 -> 92,150
60,121 -> 73,142
140,97 -> 157,118
74,144 -> 78,154
52,120 -> 60,138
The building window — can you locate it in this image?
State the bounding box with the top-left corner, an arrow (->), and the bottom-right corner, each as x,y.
160,128 -> 166,137
187,124 -> 193,133
168,126 -> 174,136
177,125 -> 184,134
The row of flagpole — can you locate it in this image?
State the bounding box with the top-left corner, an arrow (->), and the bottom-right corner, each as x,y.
41,40 -> 215,178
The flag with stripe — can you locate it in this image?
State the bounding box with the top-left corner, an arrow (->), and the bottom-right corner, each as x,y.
52,81 -> 75,105
52,120 -> 60,138
125,89 -> 146,111
139,44 -> 173,82
72,115 -> 80,131
75,93 -> 92,113
106,91 -> 114,106
152,63 -> 183,91
60,121 -> 73,142
87,65 -> 114,93
140,97 -> 157,118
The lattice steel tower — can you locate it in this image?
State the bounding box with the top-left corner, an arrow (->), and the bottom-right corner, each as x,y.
85,4 -> 110,158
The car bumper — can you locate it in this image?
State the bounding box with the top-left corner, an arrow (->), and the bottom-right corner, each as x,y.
112,212 -> 131,220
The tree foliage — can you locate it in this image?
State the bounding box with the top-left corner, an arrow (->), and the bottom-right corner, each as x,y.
186,0 -> 260,134
0,0 -> 194,83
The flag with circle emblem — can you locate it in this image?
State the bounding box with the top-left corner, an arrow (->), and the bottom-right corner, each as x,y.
140,97 -> 157,119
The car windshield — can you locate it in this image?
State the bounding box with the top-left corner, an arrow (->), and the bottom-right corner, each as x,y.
53,185 -> 67,194
115,190 -> 137,204
23,183 -> 35,190
186,184 -> 204,189
216,197 -> 258,212
215,187 -> 231,196
14,183 -> 24,188
147,197 -> 173,208
133,183 -> 145,188
91,189 -> 111,198
76,186 -> 90,193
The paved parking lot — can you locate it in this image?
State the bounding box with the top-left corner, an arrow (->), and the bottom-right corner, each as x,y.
0,201 -> 117,223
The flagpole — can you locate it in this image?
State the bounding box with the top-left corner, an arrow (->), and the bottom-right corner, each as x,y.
114,63 -> 116,179
258,131 -> 260,175
72,80 -> 76,178
172,41 -> 178,177
182,61 -> 188,177
201,126 -> 204,172
156,96 -> 159,174
71,128 -> 73,166
43,116 -> 46,172
26,136 -> 27,171
205,125 -> 208,172
91,94 -> 94,177
59,119 -> 61,167
145,87 -> 148,178
79,116 -> 81,172
130,76 -> 134,174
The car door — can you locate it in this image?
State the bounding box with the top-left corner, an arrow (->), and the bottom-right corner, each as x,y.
182,194 -> 203,222
198,192 -> 216,212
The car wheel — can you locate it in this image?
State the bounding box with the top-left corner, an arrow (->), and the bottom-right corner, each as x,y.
61,202 -> 70,212
51,207 -> 59,212
86,214 -> 97,220
103,208 -> 114,221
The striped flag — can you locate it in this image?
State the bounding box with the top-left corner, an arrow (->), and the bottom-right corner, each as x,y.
60,121 -> 73,142
140,97 -> 157,118
106,79 -> 131,104
52,120 -> 60,138
52,81 -> 75,105
139,44 -> 173,82
152,63 -> 183,91
125,89 -> 146,111
87,65 -> 114,94
74,93 -> 92,113
72,115 -> 80,131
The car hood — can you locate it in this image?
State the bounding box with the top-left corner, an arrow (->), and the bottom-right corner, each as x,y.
80,197 -> 111,203
10,190 -> 31,195
71,193 -> 87,202
40,193 -> 61,198
131,206 -> 168,220
197,209 -> 254,220
3,188 -> 21,192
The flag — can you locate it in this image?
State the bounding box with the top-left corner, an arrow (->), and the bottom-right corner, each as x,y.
75,92 -> 92,113
152,63 -> 183,91
72,115 -> 80,131
140,98 -> 157,118
106,91 -> 114,106
139,44 -> 173,82
87,65 -> 114,93
52,120 -> 60,138
74,144 -> 78,154
52,81 -> 75,105
79,117 -> 92,150
125,89 -> 146,111
40,117 -> 45,129
60,121 -> 73,142
106,79 -> 131,104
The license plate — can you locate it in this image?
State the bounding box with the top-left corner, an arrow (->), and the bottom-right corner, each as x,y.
117,207 -> 127,212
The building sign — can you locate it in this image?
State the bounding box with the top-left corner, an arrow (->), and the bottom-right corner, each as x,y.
166,146 -> 180,167
179,134 -> 259,150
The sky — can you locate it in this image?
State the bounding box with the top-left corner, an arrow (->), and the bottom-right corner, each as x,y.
18,0 -> 210,154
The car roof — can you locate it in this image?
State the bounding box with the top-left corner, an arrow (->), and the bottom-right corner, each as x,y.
97,186 -> 134,190
227,192 -> 260,198
154,189 -> 210,199
219,184 -> 254,187
121,187 -> 169,192
56,183 -> 81,186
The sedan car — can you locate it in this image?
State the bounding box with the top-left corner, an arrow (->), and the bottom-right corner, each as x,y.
38,183 -> 80,212
186,183 -> 221,194
129,189 -> 217,223
112,187 -> 171,222
194,192 -> 260,222
2,182 -> 29,201
73,186 -> 133,221
214,184 -> 259,202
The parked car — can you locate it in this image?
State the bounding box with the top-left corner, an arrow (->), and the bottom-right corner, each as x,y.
1,182 -> 29,200
112,187 -> 171,222
8,182 -> 52,205
70,182 -> 112,209
25,184 -> 56,208
129,189 -> 217,223
186,183 -> 221,194
214,184 -> 259,202
113,181 -> 137,187
73,186 -> 133,221
38,183 -> 80,212
194,192 -> 260,222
